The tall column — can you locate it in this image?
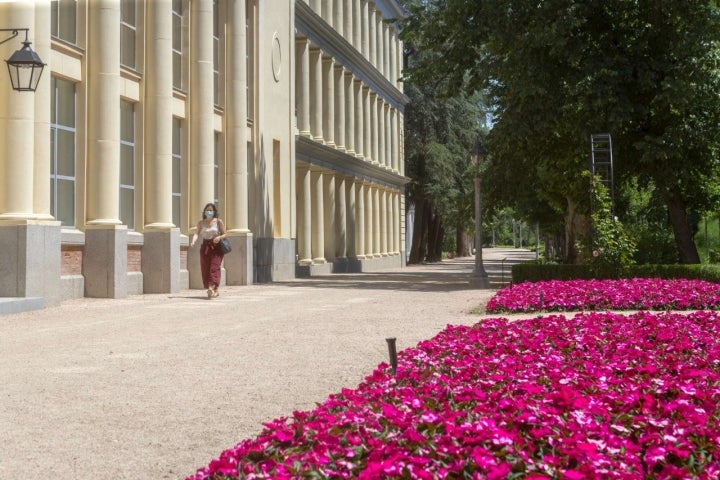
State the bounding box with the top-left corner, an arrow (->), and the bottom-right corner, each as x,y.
345,177 -> 356,258
354,79 -> 364,158
388,190 -> 396,255
335,175 -> 347,259
355,180 -> 365,259
378,99 -> 386,167
143,0 -> 180,293
309,48 -> 323,141
380,189 -> 387,255
394,191 -> 401,254
368,4 -> 377,67
389,28 -> 398,85
84,0 -> 127,299
343,0 -> 352,42
321,0 -> 333,26
334,0 -> 344,38
383,22 -> 390,79
310,0 -> 321,14
364,182 -> 373,258
370,93 -> 379,165
360,0 -> 369,59
295,39 -> 311,136
375,11 -> 384,78
334,65 -> 346,151
363,86 -> 371,162
322,56 -> 335,146
391,108 -> 399,172
322,173 -> 335,261
297,165 -> 312,265
144,0 -> 174,229
397,40 -> 405,93
385,106 -> 391,170
188,0 -> 215,289
0,2 -> 34,220
310,168 -> 326,263
0,2 -> 60,304
344,72 -> 355,154
352,0 -> 362,49
33,2 -> 52,220
225,0 -> 252,285
373,186 -> 381,256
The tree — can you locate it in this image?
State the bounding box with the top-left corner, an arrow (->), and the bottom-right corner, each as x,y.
403,71 -> 485,263
400,0 -> 720,264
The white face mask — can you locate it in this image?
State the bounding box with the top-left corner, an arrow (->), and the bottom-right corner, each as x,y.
204,210 -> 214,219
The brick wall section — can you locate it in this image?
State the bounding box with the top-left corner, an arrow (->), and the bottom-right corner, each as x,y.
61,246 -> 83,276
128,246 -> 142,272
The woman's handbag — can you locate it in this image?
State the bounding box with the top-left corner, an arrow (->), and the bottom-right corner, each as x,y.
219,238 -> 232,255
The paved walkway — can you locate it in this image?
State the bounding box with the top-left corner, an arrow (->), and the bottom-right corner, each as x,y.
0,248 -> 536,480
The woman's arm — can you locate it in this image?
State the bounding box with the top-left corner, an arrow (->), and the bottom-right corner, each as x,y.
189,223 -> 200,247
213,219 -> 227,243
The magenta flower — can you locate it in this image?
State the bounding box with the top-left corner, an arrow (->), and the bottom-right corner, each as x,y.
186,309 -> 720,479
486,278 -> 720,313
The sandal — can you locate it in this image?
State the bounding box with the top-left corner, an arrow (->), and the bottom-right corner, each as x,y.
207,288 -> 213,298
212,288 -> 219,298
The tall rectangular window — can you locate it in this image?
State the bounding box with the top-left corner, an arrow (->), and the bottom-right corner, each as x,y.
51,0 -> 77,44
213,0 -> 221,106
50,77 -> 76,226
172,118 -> 183,229
120,0 -> 136,69
172,0 -> 184,90
120,100 -> 135,229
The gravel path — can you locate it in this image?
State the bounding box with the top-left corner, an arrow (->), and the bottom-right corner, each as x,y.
0,249 -> 535,480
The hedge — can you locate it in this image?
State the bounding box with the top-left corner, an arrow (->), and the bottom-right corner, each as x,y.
511,262 -> 720,284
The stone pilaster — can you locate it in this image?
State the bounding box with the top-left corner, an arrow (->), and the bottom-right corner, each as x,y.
334,65 -> 346,151
322,173 -> 335,261
333,175 -> 347,259
297,165 -> 312,265
354,79 -> 364,158
344,72 -> 355,154
309,48 -> 323,141
355,180 -> 365,259
296,38 -> 311,136
371,93 -> 379,165
322,56 -> 335,146
310,168 -> 326,263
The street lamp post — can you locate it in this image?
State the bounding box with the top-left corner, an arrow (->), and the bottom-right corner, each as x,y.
471,137 -> 490,288
0,28 -> 45,92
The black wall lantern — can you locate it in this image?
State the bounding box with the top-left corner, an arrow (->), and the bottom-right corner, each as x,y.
1,28 -> 45,92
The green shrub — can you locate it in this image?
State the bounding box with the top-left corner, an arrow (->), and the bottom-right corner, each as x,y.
512,262 -> 720,283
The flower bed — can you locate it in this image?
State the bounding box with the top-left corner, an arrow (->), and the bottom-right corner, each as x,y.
187,311 -> 720,479
486,278 -> 720,313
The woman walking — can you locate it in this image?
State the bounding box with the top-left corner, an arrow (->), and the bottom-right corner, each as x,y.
190,203 -> 228,298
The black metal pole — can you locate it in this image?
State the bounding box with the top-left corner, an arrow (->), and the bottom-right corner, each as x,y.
386,337 -> 397,375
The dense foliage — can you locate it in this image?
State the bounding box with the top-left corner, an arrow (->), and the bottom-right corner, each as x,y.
400,0 -> 720,264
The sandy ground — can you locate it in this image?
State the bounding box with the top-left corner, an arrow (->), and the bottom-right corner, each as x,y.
0,249 -> 536,480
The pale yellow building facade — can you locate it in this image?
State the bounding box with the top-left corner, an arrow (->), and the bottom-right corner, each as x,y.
0,0 -> 407,312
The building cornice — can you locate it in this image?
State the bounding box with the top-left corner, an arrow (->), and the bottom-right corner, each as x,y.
295,1 -> 409,111
296,135 -> 409,189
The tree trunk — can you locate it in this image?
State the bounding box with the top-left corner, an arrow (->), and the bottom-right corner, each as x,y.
456,226 -> 470,257
564,196 -> 579,264
667,185 -> 701,264
408,198 -> 428,264
426,209 -> 443,262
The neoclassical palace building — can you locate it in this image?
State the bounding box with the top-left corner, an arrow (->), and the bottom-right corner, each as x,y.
0,0 -> 407,311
